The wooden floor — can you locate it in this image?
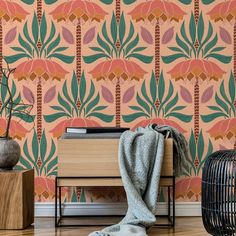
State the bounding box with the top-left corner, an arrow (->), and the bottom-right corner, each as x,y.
0,217 -> 208,236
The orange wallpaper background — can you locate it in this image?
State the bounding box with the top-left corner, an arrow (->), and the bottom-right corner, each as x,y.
1,0 -> 235,203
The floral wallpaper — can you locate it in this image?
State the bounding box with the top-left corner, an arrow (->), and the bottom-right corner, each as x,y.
0,0 -> 235,203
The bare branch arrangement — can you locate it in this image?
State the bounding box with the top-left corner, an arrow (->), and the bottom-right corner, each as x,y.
0,60 -> 34,139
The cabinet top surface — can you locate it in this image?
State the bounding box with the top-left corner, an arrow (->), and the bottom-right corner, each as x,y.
0,169 -> 33,175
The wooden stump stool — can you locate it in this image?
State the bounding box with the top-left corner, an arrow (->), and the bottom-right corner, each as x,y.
0,169 -> 34,229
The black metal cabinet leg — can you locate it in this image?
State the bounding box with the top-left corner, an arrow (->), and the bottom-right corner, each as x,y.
168,186 -> 171,222
55,177 -> 58,227
173,178 -> 176,227
59,186 -> 62,217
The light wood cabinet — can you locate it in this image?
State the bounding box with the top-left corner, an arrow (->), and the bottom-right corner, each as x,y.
57,138 -> 173,186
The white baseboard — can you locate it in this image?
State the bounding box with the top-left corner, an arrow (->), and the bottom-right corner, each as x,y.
35,202 -> 201,217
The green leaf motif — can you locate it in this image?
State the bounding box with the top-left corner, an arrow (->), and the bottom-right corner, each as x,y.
129,106 -> 144,112
5,54 -> 31,64
88,112 -> 114,122
178,0 -> 192,4
122,112 -> 147,122
18,34 -> 32,55
158,72 -> 165,103
111,13 -> 118,43
32,12 -> 39,44
86,94 -> 100,114
137,93 -> 150,114
189,130 -> 196,161
119,13 -> 126,44
12,113 -> 35,123
80,72 -> 86,103
23,140 -> 38,174
123,0 -> 136,4
204,35 -> 218,55
162,54 -> 187,64
72,72 -> 78,103
125,35 -> 139,55
40,130 -> 47,163
44,0 -> 58,4
83,54 -> 109,63
150,72 -> 157,103
99,0 -> 113,4
202,0 -> 215,4
40,12 -> 47,43
189,13 -> 196,44
97,34 -> 111,55
229,72 -> 235,103
49,53 -> 74,63
44,112 -> 69,122
165,94 -> 178,114
168,47 -> 183,53
197,130 -> 204,162
1,76 -> 7,103
11,47 -> 26,53
20,0 -> 34,5
32,131 -> 39,162
40,21 -> 56,56
201,112 -> 226,122
58,93 -> 71,114
47,34 -> 60,55
215,93 -> 228,113
207,106 -> 223,112
176,34 -> 189,55
90,47 -> 104,53
206,53 -> 232,64
168,112 -> 192,122
92,106 -> 108,112
210,47 -> 225,53
50,106 -> 65,112
197,13 -> 204,44
19,156 -> 32,170
128,53 -> 153,63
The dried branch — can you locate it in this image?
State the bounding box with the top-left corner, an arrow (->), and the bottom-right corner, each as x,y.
0,59 -> 34,139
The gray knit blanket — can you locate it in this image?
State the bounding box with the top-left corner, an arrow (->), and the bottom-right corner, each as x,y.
89,124 -> 188,236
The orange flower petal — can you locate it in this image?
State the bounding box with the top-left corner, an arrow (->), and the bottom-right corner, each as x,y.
0,1 -> 29,22
207,118 -> 236,140
14,59 -> 68,81
50,0 -> 107,22
89,59 -> 147,81
207,0 -> 236,22
132,118 -> 186,133
128,0 -> 186,22
167,59 -> 226,81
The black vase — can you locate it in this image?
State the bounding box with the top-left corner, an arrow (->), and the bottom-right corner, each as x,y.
0,137 -> 21,171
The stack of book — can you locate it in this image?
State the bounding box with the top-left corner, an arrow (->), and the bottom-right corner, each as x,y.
61,127 -> 129,139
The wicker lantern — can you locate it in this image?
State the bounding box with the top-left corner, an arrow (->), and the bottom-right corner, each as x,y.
202,150 -> 236,236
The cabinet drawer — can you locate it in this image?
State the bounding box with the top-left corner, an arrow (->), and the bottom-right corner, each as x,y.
58,138 -> 173,177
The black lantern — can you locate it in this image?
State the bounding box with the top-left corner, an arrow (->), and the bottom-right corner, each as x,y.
202,150 -> 236,236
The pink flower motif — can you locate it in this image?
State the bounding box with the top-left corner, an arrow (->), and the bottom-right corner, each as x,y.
0,118 -> 29,140
167,59 -> 226,81
89,59 -> 147,81
13,59 -> 69,81
35,177 -> 68,202
50,118 -> 101,138
128,0 -> 186,22
0,0 -> 29,22
176,176 -> 201,201
132,118 -> 186,133
49,0 -> 108,23
207,118 -> 236,140
207,0 -> 236,22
